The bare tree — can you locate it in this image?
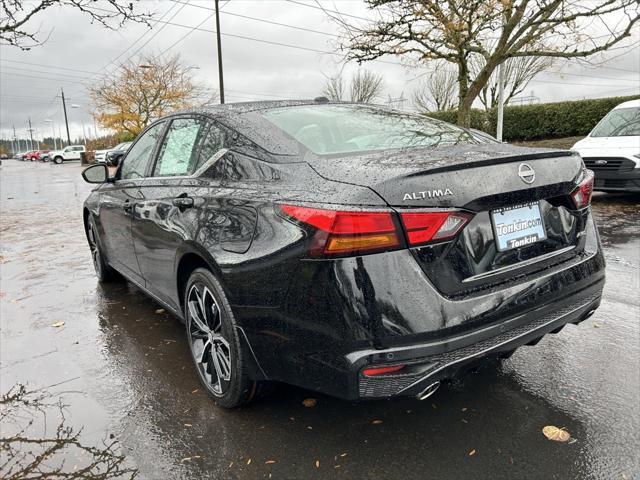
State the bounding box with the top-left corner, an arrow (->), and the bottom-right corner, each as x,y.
475,55 -> 553,110
350,69 -> 384,103
322,69 -> 384,102
1,0 -> 150,50
91,54 -> 200,137
334,1 -> 640,126
322,73 -> 346,101
413,68 -> 457,112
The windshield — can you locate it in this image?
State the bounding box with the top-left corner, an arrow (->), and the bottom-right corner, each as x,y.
591,107 -> 640,137
262,105 -> 477,155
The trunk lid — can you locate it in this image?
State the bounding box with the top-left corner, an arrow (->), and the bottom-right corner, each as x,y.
306,144 -> 580,208
306,144 -> 587,297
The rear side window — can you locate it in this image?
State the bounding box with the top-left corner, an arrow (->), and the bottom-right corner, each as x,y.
120,122 -> 165,180
153,118 -> 205,177
194,121 -> 226,173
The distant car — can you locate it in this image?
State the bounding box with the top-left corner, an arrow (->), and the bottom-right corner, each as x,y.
0,153 -> 8,160
25,150 -> 50,162
572,99 -> 640,193
22,150 -> 38,161
49,145 -> 86,164
105,142 -> 132,166
95,146 -> 115,163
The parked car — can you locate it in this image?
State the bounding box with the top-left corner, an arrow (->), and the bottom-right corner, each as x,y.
105,142 -> 132,166
25,150 -> 50,161
49,145 -> 86,164
571,99 -> 640,193
20,150 -> 37,161
81,100 -> 604,408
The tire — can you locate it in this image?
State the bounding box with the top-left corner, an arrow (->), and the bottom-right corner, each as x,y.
86,216 -> 119,282
184,268 -> 257,408
53,156 -> 63,164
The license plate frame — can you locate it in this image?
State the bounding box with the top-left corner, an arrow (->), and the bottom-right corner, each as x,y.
490,202 -> 547,252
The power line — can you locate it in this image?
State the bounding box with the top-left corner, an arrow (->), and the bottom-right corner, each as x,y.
170,0 -> 336,37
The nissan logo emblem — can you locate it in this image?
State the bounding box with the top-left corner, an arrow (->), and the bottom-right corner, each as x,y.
518,163 -> 535,184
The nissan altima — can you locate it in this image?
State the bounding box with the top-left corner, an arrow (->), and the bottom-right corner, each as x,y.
81,100 -> 605,408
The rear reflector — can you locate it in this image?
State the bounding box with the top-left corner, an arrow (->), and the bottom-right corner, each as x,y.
362,364 -> 406,377
571,169 -> 595,209
400,211 -> 472,246
280,205 -> 400,256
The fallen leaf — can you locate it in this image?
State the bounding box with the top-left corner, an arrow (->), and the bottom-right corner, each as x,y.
51,321 -> 65,328
593,322 -> 602,328
468,449 -> 476,456
461,419 -> 468,424
229,462 -> 234,468
155,308 -> 165,314
542,425 -> 570,442
265,460 -> 276,465
302,398 -> 317,407
184,424 -> 192,427
461,407 -> 468,412
191,389 -> 199,394
307,426 -> 313,430
247,458 -> 252,465
340,453 -> 348,457
315,460 -> 320,468
371,419 -> 383,425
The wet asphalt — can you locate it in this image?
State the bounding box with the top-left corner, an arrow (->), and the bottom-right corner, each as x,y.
0,159 -> 638,480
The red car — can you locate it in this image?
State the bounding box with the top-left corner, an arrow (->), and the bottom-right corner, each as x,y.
25,150 -> 50,161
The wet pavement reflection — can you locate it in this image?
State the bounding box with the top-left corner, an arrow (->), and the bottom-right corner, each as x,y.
1,160 -> 638,479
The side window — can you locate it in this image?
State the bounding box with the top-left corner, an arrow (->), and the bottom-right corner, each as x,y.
194,121 -> 226,173
153,118 -> 204,177
120,122 -> 165,180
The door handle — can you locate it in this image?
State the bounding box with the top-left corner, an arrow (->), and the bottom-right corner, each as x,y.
173,196 -> 194,208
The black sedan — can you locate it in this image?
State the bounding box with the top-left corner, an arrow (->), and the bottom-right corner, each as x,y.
82,100 -> 605,408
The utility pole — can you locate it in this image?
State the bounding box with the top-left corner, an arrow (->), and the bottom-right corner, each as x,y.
496,62 -> 505,142
27,118 -> 35,150
61,87 -> 71,145
214,0 -> 225,104
12,125 -> 17,154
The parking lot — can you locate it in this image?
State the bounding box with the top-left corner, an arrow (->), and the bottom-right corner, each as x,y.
1,159 -> 638,479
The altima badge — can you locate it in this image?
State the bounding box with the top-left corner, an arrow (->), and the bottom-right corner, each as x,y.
518,163 -> 535,184
403,189 -> 453,201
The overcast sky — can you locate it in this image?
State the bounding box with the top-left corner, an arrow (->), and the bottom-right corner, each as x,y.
1,0 -> 639,144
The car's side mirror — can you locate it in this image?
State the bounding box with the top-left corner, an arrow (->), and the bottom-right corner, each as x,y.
82,164 -> 111,184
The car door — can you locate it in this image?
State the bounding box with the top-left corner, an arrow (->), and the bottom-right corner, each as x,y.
99,121 -> 166,286
131,116 -> 223,307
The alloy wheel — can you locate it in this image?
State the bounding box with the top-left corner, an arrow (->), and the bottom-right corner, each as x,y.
187,283 -> 232,396
87,223 -> 102,276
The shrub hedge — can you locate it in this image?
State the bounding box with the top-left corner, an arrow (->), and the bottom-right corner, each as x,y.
427,94 -> 639,141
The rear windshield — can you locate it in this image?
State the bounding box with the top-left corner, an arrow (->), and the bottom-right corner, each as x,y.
261,105 -> 477,155
591,107 -> 640,137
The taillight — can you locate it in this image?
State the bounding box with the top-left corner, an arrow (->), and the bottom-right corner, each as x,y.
280,205 -> 400,256
571,169 -> 594,209
362,364 -> 406,377
399,211 -> 472,247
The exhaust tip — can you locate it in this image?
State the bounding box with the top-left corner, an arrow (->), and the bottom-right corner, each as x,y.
416,381 -> 440,401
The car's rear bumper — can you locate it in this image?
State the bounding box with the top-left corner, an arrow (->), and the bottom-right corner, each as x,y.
350,278 -> 603,400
